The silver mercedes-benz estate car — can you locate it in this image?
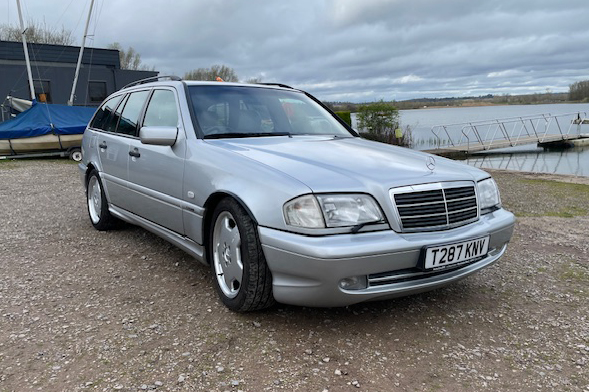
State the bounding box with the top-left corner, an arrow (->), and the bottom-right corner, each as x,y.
80,76 -> 515,312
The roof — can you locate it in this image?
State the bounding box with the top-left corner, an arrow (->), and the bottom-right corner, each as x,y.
0,40 -> 120,68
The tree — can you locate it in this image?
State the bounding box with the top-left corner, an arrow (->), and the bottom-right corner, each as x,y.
184,64 -> 239,82
244,77 -> 262,84
107,42 -> 153,71
0,19 -> 74,45
357,100 -> 399,135
357,100 -> 411,147
569,80 -> 589,102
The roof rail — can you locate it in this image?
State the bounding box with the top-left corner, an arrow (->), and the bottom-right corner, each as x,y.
122,75 -> 182,90
256,82 -> 294,89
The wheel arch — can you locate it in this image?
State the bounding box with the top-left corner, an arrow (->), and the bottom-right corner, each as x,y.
202,191 -> 259,265
85,163 -> 98,186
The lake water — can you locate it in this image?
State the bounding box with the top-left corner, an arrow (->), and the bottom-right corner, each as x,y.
353,103 -> 589,177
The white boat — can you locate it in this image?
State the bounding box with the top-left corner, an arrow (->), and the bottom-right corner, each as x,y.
0,102 -> 95,160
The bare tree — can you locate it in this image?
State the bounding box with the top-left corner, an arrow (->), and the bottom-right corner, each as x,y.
184,64 -> 239,82
569,80 -> 589,102
0,19 -> 74,45
244,77 -> 263,84
107,42 -> 153,71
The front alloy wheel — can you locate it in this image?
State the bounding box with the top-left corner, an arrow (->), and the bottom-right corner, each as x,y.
212,211 -> 243,299
209,198 -> 274,312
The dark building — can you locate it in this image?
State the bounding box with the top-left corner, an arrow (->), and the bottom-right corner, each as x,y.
0,40 -> 158,109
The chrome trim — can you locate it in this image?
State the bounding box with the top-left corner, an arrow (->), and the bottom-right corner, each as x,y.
390,181 -> 479,232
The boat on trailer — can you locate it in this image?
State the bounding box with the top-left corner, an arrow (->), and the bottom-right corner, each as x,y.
0,102 -> 95,161
0,0 -> 96,162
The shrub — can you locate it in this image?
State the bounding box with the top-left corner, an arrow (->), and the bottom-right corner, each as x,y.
334,111 -> 352,126
360,124 -> 413,148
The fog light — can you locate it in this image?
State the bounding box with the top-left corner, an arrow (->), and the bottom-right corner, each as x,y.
339,276 -> 368,290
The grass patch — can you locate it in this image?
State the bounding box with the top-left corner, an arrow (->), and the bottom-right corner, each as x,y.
0,157 -> 76,168
0,159 -> 17,169
496,176 -> 589,217
560,264 -> 589,283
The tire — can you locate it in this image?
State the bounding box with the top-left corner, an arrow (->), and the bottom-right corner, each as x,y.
69,148 -> 82,162
209,198 -> 275,312
86,170 -> 117,231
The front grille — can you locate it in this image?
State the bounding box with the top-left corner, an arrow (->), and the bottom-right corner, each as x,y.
392,183 -> 478,232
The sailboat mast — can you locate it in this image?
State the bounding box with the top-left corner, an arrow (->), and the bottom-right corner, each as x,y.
68,0 -> 95,106
16,0 -> 36,101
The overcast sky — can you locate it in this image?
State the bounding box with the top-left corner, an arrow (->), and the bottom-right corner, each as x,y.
4,0 -> 589,102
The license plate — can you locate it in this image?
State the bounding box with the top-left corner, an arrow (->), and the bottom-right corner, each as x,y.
424,236 -> 489,270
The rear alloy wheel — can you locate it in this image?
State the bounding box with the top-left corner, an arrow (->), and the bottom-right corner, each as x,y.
86,171 -> 117,231
210,198 -> 274,312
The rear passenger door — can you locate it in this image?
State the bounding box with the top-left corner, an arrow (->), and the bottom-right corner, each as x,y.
90,94 -> 130,208
126,88 -> 186,234
98,90 -> 150,212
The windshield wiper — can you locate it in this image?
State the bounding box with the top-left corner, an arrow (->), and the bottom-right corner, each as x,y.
351,220 -> 385,234
204,132 -> 291,139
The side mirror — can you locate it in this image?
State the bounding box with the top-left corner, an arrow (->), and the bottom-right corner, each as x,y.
139,126 -> 178,146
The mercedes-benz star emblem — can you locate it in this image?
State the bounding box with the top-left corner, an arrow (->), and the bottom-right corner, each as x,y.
426,155 -> 436,172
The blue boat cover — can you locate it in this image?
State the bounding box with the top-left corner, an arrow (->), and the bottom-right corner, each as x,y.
0,102 -> 95,139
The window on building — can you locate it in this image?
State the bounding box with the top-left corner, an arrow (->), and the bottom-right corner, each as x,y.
33,80 -> 52,103
88,81 -> 107,103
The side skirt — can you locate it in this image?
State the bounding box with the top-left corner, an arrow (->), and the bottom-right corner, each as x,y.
109,204 -> 207,266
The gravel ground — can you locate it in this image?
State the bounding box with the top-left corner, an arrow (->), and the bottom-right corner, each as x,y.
0,160 -> 588,392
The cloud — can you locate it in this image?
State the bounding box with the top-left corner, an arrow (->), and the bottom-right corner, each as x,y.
4,0 -> 589,102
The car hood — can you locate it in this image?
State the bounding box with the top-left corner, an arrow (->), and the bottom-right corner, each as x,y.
206,136 -> 488,193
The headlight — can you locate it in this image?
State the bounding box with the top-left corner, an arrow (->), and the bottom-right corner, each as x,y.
284,194 -> 384,229
283,195 -> 325,228
477,178 -> 501,214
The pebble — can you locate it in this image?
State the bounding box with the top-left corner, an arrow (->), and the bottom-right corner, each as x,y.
177,375 -> 185,383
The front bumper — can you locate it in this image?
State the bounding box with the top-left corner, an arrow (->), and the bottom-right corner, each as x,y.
259,208 -> 515,307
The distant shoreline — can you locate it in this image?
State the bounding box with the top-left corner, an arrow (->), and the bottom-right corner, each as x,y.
403,101 -> 583,110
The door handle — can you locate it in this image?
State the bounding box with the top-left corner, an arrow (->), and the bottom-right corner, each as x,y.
99,142 -> 107,149
129,149 -> 141,158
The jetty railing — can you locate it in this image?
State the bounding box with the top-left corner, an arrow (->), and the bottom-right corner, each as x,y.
430,112 -> 587,152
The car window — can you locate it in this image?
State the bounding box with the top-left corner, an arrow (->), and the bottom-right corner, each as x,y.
143,90 -> 179,127
105,94 -> 127,133
189,86 -> 352,138
280,98 -> 337,134
90,95 -> 122,131
116,90 -> 150,136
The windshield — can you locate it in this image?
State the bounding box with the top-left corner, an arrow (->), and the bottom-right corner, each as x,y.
188,85 -> 354,139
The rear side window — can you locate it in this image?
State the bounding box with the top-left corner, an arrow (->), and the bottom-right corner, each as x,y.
116,91 -> 150,136
143,90 -> 179,127
105,95 -> 127,133
90,95 -> 121,130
